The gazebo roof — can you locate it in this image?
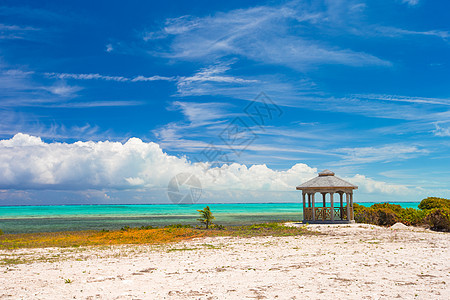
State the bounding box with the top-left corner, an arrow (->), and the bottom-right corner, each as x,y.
296,169 -> 358,190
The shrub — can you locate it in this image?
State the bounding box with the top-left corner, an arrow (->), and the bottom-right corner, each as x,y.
424,208 -> 450,232
418,197 -> 450,210
353,204 -> 378,224
164,224 -> 192,229
376,208 -> 398,226
0,229 -> 3,235
372,203 -> 403,214
210,224 -> 225,230
399,208 -> 426,226
139,225 -> 156,230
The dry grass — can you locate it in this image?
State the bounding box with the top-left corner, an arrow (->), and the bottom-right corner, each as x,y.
0,228 -> 211,250
0,223 -> 315,250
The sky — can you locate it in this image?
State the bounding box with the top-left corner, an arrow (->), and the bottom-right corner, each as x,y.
0,0 -> 449,205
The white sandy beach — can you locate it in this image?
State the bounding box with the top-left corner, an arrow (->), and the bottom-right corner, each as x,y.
1,224 -> 449,299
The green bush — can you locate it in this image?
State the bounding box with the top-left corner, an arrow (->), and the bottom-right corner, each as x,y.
424,208 -> 450,232
210,224 -> 225,230
354,203 -> 399,226
354,197 -> 449,231
164,224 -> 192,229
0,229 -> 3,235
376,207 -> 398,226
418,197 -> 450,210
399,208 -> 426,226
372,203 -> 404,214
353,204 -> 378,224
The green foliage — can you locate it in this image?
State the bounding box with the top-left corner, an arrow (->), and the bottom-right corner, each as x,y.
210,224 -> 225,230
376,207 -> 399,226
197,206 -> 215,229
164,224 -> 192,229
424,208 -> 450,232
139,225 -> 157,230
398,208 -> 426,226
229,222 -> 313,237
353,203 -> 399,226
64,279 -> 73,284
0,229 -> 3,235
418,197 -> 450,210
354,197 -> 450,231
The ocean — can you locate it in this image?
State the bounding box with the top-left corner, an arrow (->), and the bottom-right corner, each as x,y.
0,202 -> 420,234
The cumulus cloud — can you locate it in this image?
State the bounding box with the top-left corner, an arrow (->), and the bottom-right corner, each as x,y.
0,133 -> 417,200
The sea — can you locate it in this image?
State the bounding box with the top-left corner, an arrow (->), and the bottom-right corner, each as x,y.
0,202 -> 420,234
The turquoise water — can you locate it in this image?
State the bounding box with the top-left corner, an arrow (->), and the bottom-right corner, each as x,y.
0,202 -> 420,234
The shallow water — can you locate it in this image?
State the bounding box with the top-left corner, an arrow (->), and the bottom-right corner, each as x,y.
0,202 -> 419,233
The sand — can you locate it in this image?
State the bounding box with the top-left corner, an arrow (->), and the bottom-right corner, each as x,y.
1,224 -> 449,299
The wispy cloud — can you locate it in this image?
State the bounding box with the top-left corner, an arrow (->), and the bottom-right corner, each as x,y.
44,72 -> 176,82
334,144 -> 429,165
401,0 -> 420,7
353,94 -> 450,106
143,3 -> 390,69
433,122 -> 450,137
373,26 -> 449,41
0,23 -> 39,39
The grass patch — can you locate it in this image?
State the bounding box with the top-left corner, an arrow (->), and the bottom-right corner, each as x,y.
0,222 -> 316,251
223,222 -> 314,237
167,247 -> 198,252
0,228 -> 210,250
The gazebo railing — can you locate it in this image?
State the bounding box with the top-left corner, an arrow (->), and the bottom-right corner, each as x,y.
303,207 -> 352,221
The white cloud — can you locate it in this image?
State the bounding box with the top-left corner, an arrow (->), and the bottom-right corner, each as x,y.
44,72 -> 176,82
0,133 -> 417,200
433,123 -> 450,137
144,4 -> 390,69
105,43 -> 113,52
349,174 -> 411,195
0,23 -> 39,39
170,101 -> 229,125
353,94 -> 450,106
176,62 -> 259,96
335,144 -> 428,165
401,0 -> 420,6
373,26 -> 449,41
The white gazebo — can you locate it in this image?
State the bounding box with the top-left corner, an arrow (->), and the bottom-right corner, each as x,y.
296,170 -> 358,223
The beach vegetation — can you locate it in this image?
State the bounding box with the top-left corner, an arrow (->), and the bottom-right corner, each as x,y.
197,206 -> 215,229
0,222 -> 316,251
164,224 -> 192,229
418,197 -> 450,210
424,208 -> 450,232
354,197 -> 450,231
0,229 -> 3,235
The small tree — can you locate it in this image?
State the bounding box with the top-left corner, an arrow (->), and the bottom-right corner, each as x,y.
197,206 -> 215,229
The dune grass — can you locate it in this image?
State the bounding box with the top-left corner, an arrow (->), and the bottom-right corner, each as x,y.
0,222 -> 313,250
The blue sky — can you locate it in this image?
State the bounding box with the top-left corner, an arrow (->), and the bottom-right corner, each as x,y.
0,0 -> 449,205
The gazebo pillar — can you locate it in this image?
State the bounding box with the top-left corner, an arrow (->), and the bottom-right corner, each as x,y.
330,193 -> 334,221
350,192 -> 354,220
339,192 -> 344,220
322,193 -> 326,207
346,193 -> 350,221
311,193 -> 315,221
302,192 -> 306,218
